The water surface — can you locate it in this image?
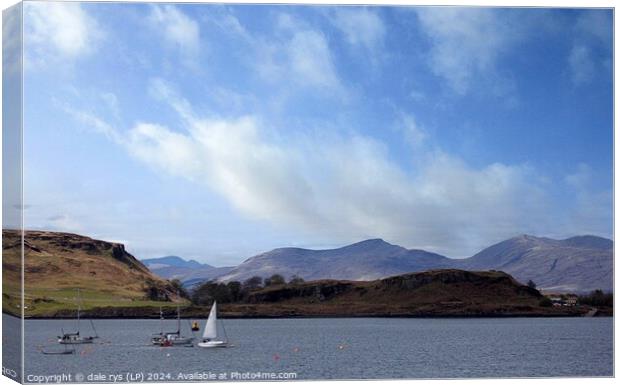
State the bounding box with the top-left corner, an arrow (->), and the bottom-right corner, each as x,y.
18,317 -> 613,381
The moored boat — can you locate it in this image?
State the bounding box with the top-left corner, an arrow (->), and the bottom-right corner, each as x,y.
151,305 -> 194,346
57,289 -> 99,345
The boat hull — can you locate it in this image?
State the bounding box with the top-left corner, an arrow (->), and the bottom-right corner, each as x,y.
43,349 -> 75,355
152,336 -> 194,346
197,340 -> 228,348
167,338 -> 194,346
58,337 -> 95,344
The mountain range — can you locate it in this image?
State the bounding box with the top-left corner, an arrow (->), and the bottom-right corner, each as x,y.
141,255 -> 234,287
206,234 -> 612,293
4,229 -> 608,318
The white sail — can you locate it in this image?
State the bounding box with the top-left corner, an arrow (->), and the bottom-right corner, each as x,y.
203,301 -> 218,339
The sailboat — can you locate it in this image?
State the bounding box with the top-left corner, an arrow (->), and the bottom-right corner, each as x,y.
58,289 -> 99,345
197,301 -> 229,348
151,305 -> 194,346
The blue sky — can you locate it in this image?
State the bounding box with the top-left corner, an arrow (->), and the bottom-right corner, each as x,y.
16,2 -> 613,265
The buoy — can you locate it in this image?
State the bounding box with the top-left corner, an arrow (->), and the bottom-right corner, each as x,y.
273,353 -> 280,361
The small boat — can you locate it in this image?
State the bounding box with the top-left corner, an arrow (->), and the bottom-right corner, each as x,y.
42,347 -> 75,355
197,301 -> 229,348
58,332 -> 95,345
151,305 -> 194,346
58,289 -> 98,345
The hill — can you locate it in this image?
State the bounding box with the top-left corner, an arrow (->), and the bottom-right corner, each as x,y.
3,229 -> 610,319
462,234 -> 613,293
142,255 -> 206,269
217,235 -> 613,293
2,230 -> 184,317
229,269 -> 578,317
218,239 -> 453,283
142,256 -> 234,286
44,269 -> 591,318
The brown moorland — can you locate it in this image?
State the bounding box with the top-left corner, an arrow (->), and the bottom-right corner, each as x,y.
2,229 -> 185,317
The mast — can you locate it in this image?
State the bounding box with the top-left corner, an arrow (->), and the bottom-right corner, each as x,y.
159,306 -> 163,334
221,314 -> 229,343
76,288 -> 81,333
175,289 -> 181,335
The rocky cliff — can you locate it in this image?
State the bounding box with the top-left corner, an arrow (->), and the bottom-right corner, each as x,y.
2,230 -> 183,317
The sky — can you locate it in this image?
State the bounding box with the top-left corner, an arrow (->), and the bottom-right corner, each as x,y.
13,2 -> 613,265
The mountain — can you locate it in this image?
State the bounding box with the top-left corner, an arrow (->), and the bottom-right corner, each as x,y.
142,255 -> 206,269
217,235 -> 613,293
2,230 -> 183,317
562,235 -> 613,250
218,238 -> 453,283
142,255 -> 234,286
462,234 -> 613,293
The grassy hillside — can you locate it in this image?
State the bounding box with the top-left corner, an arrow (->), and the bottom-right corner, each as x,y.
2,230 -> 187,317
33,269 -> 595,318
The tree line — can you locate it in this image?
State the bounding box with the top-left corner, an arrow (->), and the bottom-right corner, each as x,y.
189,274 -> 305,305
578,289 -> 613,307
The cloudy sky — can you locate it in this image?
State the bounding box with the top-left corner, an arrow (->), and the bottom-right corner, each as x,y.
15,2 -> 613,265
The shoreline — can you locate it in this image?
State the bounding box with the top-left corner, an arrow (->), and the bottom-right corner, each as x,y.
6,310 -> 611,320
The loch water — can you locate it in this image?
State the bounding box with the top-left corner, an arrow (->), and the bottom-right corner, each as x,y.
10,316 -> 613,381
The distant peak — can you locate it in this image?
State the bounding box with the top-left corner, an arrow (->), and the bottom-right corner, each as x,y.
508,234 -> 551,244
362,238 -> 388,244
351,238 -> 389,246
514,234 -> 537,240
562,235 -> 613,250
564,234 -> 610,241
141,255 -> 208,268
341,238 -> 397,251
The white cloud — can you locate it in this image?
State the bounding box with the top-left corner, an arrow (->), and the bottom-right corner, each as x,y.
69,79 -> 582,257
329,8 -> 385,52
42,214 -> 83,234
61,104 -> 121,142
415,8 -> 518,95
397,112 -> 426,147
266,15 -> 343,92
148,5 -> 201,68
287,29 -> 341,89
101,92 -> 120,119
24,2 -> 101,65
564,164 -> 612,236
409,89 -> 426,101
565,163 -> 592,189
217,12 -> 343,93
